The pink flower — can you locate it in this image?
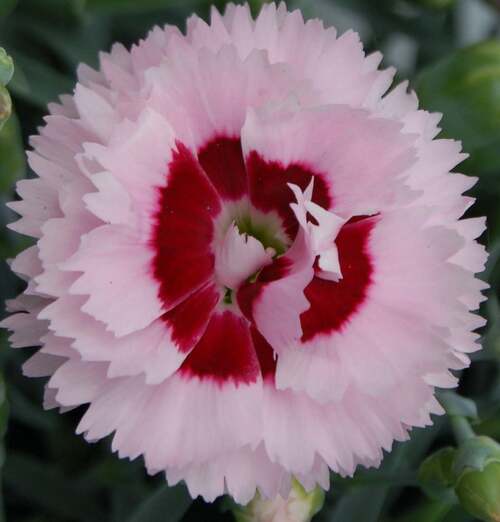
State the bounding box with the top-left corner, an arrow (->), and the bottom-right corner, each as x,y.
2,2 -> 487,504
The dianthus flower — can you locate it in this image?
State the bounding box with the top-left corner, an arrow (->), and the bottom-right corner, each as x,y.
2,2 -> 487,504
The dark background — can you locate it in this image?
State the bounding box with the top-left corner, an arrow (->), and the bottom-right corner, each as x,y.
1,0 -> 500,521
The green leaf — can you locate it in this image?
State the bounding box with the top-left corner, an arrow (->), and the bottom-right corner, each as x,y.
390,499 -> 454,522
437,391 -> 478,421
486,0 -> 500,11
17,19 -> 109,70
127,484 -> 192,522
416,40 -> 500,187
0,0 -> 17,18
3,453 -> 105,521
0,373 -> 8,522
0,110 -> 25,194
418,448 -> 458,503
0,48 -> 14,86
84,0 -> 205,13
10,0 -> 85,25
410,0 -> 455,9
6,386 -> 55,432
0,375 -> 7,452
8,51 -> 73,109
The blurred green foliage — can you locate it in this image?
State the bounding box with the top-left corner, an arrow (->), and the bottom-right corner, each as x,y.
0,0 -> 499,521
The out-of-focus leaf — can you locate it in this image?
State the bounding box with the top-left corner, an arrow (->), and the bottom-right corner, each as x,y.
13,0 -> 86,25
0,111 -> 25,194
8,52 -> 73,109
418,448 -> 458,503
442,505 -> 474,522
3,453 -> 105,521
455,0 -> 498,48
0,49 -> 13,86
390,499 -> 453,522
416,41 -> 500,187
112,486 -> 148,522
409,0 -> 455,8
17,19 -> 109,69
6,387 -> 55,432
0,373 -> 7,522
0,375 -> 7,459
0,0 -> 16,18
127,484 -> 192,522
487,0 -> 500,11
437,391 -> 478,421
85,0 -> 205,13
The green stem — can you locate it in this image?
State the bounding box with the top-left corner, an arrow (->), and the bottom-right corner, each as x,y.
450,416 -> 476,445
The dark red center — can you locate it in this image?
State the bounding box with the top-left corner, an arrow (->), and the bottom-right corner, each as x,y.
150,136 -> 375,384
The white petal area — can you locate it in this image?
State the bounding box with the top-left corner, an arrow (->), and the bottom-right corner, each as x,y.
242,104 -> 417,217
215,223 -> 274,289
60,224 -> 162,336
305,201 -> 347,280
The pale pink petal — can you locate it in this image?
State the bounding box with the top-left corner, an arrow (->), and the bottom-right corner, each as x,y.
62,224 -> 164,336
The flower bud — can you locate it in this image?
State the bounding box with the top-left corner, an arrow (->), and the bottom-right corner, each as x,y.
453,436 -> 500,522
0,48 -> 14,87
0,84 -> 11,130
233,480 -> 325,522
418,447 -> 457,503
